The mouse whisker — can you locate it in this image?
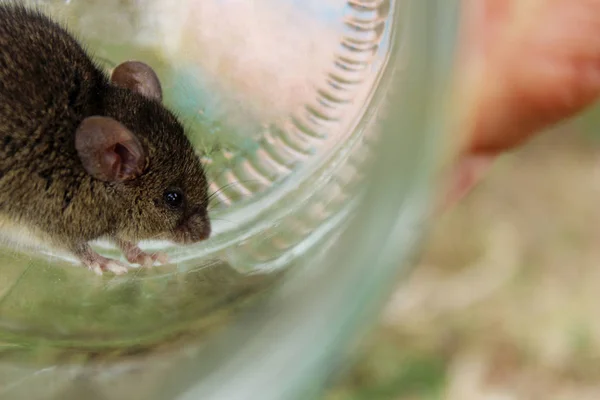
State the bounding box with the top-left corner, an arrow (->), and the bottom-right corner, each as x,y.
208,217 -> 236,224
206,179 -> 261,206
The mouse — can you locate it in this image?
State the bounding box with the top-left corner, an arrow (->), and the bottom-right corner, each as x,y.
0,4 -> 211,275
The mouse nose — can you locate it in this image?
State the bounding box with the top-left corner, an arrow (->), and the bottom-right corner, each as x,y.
187,212 -> 211,242
175,212 -> 211,244
195,215 -> 211,241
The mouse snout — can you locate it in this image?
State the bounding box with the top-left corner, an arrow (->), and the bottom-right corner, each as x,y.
173,211 -> 211,244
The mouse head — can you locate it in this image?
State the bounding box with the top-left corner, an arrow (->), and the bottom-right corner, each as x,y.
75,61 -> 211,244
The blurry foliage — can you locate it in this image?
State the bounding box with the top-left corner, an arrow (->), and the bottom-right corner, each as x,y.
326,330 -> 446,400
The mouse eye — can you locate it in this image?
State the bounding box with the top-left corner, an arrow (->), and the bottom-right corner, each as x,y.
164,189 -> 184,209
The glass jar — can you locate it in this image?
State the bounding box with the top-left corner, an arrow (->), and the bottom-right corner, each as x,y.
0,0 -> 460,399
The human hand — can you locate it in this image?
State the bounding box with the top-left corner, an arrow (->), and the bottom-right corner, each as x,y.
447,0 -> 600,205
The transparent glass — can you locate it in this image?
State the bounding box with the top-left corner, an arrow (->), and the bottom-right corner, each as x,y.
0,0 -> 460,399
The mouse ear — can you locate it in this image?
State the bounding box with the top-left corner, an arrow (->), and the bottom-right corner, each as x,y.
110,61 -> 163,102
75,116 -> 145,182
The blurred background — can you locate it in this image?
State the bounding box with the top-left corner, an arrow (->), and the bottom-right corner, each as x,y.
325,115 -> 600,399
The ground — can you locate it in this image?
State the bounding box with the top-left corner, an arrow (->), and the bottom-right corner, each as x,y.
326,121 -> 600,400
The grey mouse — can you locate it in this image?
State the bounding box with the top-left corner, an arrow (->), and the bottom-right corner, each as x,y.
0,5 -> 211,275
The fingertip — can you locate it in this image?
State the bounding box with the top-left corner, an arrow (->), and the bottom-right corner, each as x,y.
439,154 -> 496,211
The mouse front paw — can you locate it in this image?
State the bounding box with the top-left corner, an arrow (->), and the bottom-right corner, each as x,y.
117,240 -> 169,268
73,244 -> 131,276
125,249 -> 168,268
87,258 -> 130,276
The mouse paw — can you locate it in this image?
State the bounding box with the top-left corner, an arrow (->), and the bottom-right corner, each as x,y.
126,251 -> 154,268
118,241 -> 169,268
88,259 -> 130,276
74,243 -> 132,276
